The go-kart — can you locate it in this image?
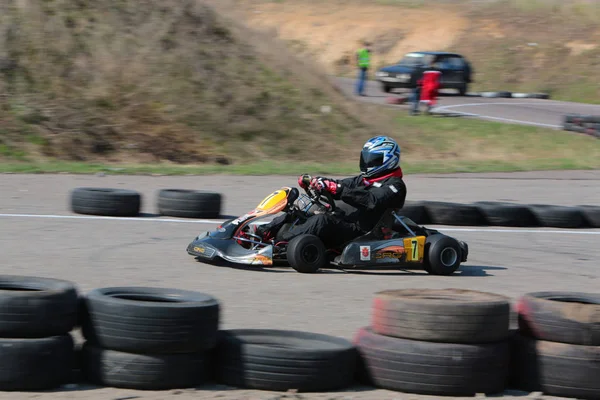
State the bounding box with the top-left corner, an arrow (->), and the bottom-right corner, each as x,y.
186,182 -> 469,274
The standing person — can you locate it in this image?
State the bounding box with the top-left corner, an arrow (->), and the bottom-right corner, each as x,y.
355,41 -> 372,96
419,69 -> 442,114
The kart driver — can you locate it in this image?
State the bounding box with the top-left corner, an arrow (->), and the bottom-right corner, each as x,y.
255,135 -> 407,248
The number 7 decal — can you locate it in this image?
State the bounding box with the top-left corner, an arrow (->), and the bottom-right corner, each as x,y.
411,238 -> 419,260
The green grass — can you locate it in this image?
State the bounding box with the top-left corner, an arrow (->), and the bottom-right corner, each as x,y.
2,114 -> 598,175
0,156 -> 596,176
392,113 -> 600,169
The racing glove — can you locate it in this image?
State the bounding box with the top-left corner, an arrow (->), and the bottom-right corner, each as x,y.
310,177 -> 340,195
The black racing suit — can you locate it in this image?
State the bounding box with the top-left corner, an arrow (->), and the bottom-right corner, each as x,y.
261,170 -> 407,248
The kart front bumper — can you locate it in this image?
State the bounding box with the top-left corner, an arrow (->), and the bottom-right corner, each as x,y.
187,233 -> 274,266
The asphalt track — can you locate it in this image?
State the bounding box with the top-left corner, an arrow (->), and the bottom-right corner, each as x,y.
0,171 -> 599,399
334,77 -> 600,129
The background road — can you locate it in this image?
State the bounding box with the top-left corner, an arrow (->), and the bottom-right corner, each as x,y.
0,172 -> 598,399
334,77 -> 600,129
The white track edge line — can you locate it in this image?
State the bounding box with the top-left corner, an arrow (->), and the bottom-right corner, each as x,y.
433,102 -> 562,128
1,213 -> 599,234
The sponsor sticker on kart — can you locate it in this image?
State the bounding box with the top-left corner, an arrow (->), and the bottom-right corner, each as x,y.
360,245 -> 371,261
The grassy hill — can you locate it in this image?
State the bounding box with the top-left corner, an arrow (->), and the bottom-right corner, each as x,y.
0,0 -> 388,166
213,0 -> 600,104
0,0 -> 598,174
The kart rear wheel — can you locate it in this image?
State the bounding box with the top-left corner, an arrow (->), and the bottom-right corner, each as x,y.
287,234 -> 327,273
424,234 -> 462,275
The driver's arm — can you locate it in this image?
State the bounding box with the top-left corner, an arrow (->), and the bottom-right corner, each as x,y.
337,180 -> 406,211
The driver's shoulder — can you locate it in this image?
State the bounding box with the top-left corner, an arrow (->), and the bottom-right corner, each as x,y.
378,176 -> 406,192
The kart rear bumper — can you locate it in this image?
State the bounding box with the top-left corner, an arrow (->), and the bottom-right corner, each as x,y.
187,233 -> 273,266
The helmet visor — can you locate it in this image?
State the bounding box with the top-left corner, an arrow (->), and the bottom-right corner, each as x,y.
360,149 -> 383,172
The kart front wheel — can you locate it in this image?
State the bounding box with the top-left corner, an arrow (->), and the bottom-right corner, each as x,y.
287,234 -> 327,273
424,234 -> 462,276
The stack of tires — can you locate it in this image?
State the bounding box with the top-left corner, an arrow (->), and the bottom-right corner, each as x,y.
79,287 -> 220,390
0,275 -> 78,391
512,291 -> 599,399
211,328 -> 358,392
354,288 -> 512,396
69,187 -> 223,219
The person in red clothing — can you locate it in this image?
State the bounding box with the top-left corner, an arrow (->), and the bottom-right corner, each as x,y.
410,69 -> 442,115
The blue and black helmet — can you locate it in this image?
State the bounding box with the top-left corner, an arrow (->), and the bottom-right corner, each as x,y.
359,136 -> 401,178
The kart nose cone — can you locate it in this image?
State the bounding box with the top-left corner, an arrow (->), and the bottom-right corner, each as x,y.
187,241 -> 217,259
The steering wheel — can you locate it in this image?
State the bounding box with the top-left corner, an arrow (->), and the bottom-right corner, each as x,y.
300,178 -> 336,213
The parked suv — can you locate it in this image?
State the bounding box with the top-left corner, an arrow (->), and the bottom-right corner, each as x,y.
375,51 -> 473,96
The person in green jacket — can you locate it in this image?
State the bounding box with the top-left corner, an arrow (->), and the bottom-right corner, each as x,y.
355,41 -> 371,96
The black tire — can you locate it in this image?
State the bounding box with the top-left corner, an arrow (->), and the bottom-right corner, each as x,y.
525,93 -> 550,99
396,201 -> 430,224
354,327 -> 510,396
157,189 -> 222,218
0,335 -> 74,391
517,291 -> 600,346
70,187 -> 141,217
214,329 -> 357,392
423,201 -> 486,226
424,233 -> 462,275
287,234 -> 327,273
81,343 -> 208,390
0,275 -> 78,338
480,91 -> 512,98
474,201 -> 539,227
381,84 -> 391,93
511,334 -> 599,399
458,83 -> 468,96
527,204 -> 585,228
81,287 -> 220,354
371,288 -> 510,343
578,205 -> 600,228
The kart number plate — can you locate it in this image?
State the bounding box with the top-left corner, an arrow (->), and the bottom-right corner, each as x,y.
403,236 -> 425,262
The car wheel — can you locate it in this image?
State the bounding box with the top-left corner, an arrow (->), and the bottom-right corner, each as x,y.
381,84 -> 391,93
424,234 -> 462,275
287,234 -> 327,273
458,83 -> 468,96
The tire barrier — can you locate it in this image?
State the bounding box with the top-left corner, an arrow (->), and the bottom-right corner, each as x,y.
512,292 -> 600,399
79,287 -> 219,390
563,114 -> 600,139
465,92 -> 550,99
70,187 -> 142,217
398,200 -> 600,228
0,275 -> 78,390
480,91 -> 513,98
3,274 -> 597,398
213,329 -> 357,392
156,189 -> 222,218
354,289 -> 511,396
69,187 -> 223,219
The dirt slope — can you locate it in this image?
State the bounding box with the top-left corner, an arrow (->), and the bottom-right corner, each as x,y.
0,0 -> 389,164
212,0 -> 600,103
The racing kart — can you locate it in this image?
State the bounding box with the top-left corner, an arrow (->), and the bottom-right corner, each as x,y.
186,182 -> 469,275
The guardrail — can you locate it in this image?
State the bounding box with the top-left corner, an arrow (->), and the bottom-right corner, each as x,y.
1,275 -> 597,398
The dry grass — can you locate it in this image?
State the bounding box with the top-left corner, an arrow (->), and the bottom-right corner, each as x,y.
0,0 -> 392,165
0,0 -> 598,173
221,0 -> 600,103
